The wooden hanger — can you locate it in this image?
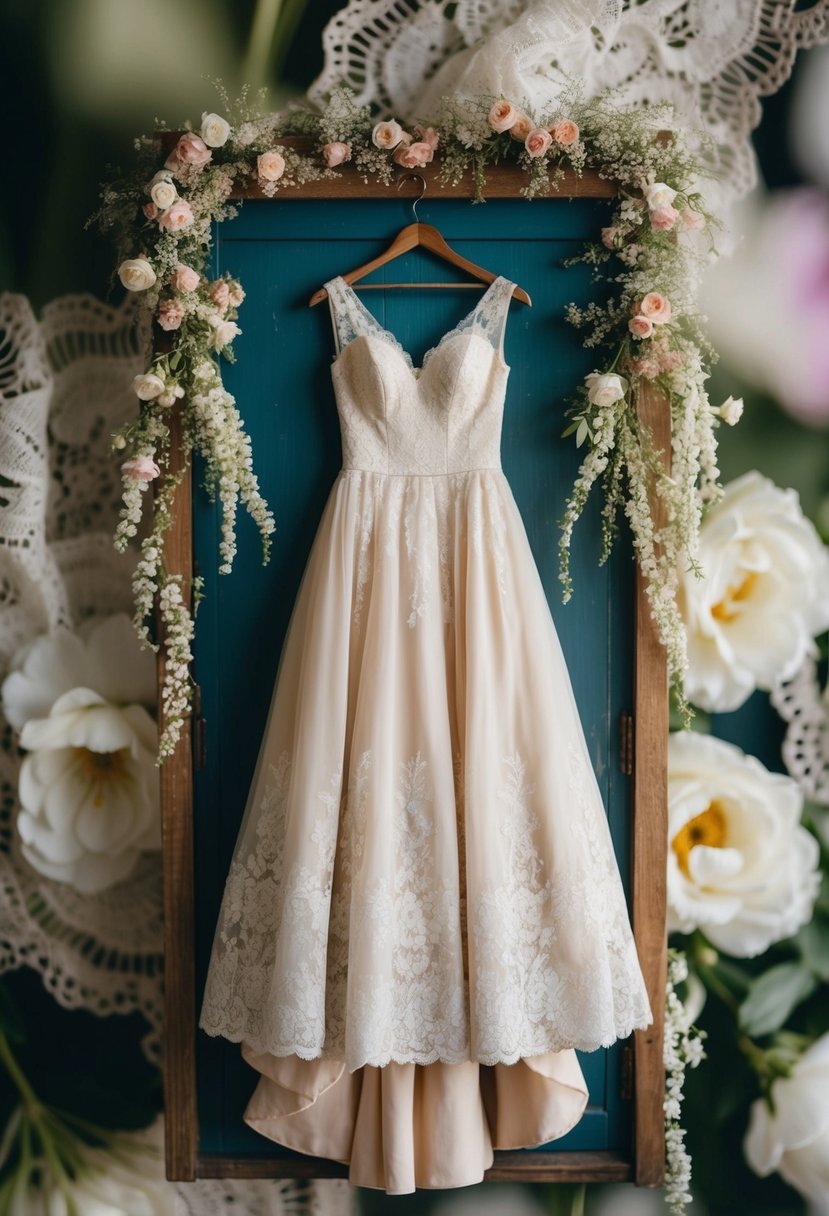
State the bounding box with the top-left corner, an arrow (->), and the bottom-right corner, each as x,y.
309,174 -> 532,307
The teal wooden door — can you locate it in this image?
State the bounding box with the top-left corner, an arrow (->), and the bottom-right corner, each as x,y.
193,194 -> 634,1166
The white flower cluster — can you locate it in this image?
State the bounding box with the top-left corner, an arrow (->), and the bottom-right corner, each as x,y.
157,575 -> 196,761
663,950 -> 706,1214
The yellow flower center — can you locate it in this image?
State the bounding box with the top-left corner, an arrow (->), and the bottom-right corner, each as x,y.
73,747 -> 130,807
711,571 -> 759,622
672,800 -> 728,877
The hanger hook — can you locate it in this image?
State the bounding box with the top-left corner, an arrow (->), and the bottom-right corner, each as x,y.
396,172 -> 427,222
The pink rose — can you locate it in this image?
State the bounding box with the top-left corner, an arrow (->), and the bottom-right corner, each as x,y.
142,202 -> 158,220
323,141 -> 351,168
228,281 -> 245,308
122,456 -> 160,482
165,132 -> 212,172
682,208 -> 706,231
628,315 -> 654,339
257,151 -> 286,182
156,299 -> 185,331
525,129 -> 553,159
371,120 -> 404,150
173,264 -> 200,292
158,199 -> 194,232
208,280 -> 230,311
639,291 -> 673,324
393,140 -> 434,168
650,204 -> 679,231
601,226 -> 619,249
509,114 -> 533,142
414,125 -> 440,151
551,119 -> 580,147
488,100 -> 517,133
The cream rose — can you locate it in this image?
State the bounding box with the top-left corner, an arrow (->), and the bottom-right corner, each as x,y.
585,371 -> 628,407
200,111 -> 231,148
668,732 -> 819,956
525,129 -> 553,158
488,100 -> 518,133
638,291 -> 672,324
210,317 -> 242,350
680,471 -> 829,712
551,119 -> 579,146
149,175 -> 177,211
628,315 -> 654,339
257,150 -> 286,182
509,114 -> 533,142
745,1033 -> 829,1207
132,372 -> 165,401
118,257 -> 156,292
393,140 -> 434,168
173,264 -> 200,292
165,131 -> 211,171
372,119 -> 404,149
645,181 -> 677,209
323,141 -> 351,167
158,199 -> 194,232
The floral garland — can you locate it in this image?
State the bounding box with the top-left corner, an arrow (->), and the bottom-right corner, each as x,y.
93,84 -> 734,756
664,949 -> 706,1213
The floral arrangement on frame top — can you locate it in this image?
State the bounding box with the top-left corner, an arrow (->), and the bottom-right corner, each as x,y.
94,85 -> 737,760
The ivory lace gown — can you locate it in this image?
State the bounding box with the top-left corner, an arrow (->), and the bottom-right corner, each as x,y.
200,276 -> 652,1192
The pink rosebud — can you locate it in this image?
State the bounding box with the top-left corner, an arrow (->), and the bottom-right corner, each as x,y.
525,129 -> 553,159
488,99 -> 518,133
142,202 -> 158,220
208,280 -> 230,311
257,150 -> 286,182
393,140 -> 434,169
122,456 -> 160,482
165,132 -> 212,172
173,264 -> 200,292
414,125 -> 440,151
682,208 -> 706,231
628,315 -> 654,339
323,141 -> 351,168
601,226 -> 619,249
509,114 -> 533,142
639,291 -> 673,324
157,298 -> 185,331
551,119 -> 579,147
650,204 -> 679,231
158,199 -> 194,232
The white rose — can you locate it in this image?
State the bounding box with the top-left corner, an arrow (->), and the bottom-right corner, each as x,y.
668,731 -> 819,957
585,371 -> 628,407
149,177 -> 178,210
680,471 -> 829,711
745,1032 -> 829,1208
200,111 -> 231,148
132,372 -> 165,400
118,257 -> 156,292
209,316 -> 242,350
646,181 -> 677,209
717,394 -> 744,425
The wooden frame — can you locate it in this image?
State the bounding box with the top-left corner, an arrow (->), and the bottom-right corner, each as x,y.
159,155 -> 668,1187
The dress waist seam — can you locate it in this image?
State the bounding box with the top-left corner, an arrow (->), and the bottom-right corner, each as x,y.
340,466 -> 503,479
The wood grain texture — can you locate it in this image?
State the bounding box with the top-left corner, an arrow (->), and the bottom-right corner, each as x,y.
632,380 -> 671,1188
158,403 -> 198,1181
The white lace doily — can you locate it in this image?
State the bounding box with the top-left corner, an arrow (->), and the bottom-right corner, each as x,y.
0,292 -> 165,1059
771,656 -> 829,807
174,1180 -> 355,1216
310,0 -> 829,214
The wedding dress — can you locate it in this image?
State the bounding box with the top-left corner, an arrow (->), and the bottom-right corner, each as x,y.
199,275 -> 652,1192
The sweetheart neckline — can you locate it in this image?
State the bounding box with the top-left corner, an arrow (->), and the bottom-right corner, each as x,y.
331,274 -> 510,375
330,328 -> 511,378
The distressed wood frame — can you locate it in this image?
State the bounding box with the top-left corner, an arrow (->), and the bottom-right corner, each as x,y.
159,152 -> 669,1187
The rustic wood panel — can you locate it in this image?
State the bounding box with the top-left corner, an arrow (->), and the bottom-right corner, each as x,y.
632,380 -> 671,1187
158,404 -> 198,1181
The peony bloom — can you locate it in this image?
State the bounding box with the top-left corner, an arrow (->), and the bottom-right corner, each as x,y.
132,372 -> 165,401
207,279 -> 230,311
717,394 -> 744,425
121,456 -> 160,482
680,471 -> 829,711
200,111 -> 231,148
650,203 -> 679,231
323,141 -> 351,167
165,131 -> 212,172
173,264 -> 200,292
645,181 -> 677,209
372,119 -> 405,149
118,257 -> 156,292
393,140 -> 434,168
156,299 -> 185,331
149,174 -> 177,211
585,371 -> 628,406
488,99 -> 518,133
551,119 -> 579,146
628,315 -> 654,339
158,199 -> 194,232
257,150 -> 286,182
745,1032 -> 829,1207
525,129 -> 553,159
668,731 -> 819,956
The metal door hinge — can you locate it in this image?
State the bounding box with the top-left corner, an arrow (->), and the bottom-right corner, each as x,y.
619,711 -> 634,776
620,1041 -> 635,1101
193,683 -> 207,771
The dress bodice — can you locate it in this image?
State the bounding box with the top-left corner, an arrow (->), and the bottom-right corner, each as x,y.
326,276 -> 515,475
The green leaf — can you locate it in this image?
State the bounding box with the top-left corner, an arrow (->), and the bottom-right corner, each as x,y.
796,913 -> 829,980
575,419 -> 590,448
738,962 -> 818,1038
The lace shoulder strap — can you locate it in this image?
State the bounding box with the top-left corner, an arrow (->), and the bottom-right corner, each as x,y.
466,276 -> 516,358
325,276 -> 391,356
